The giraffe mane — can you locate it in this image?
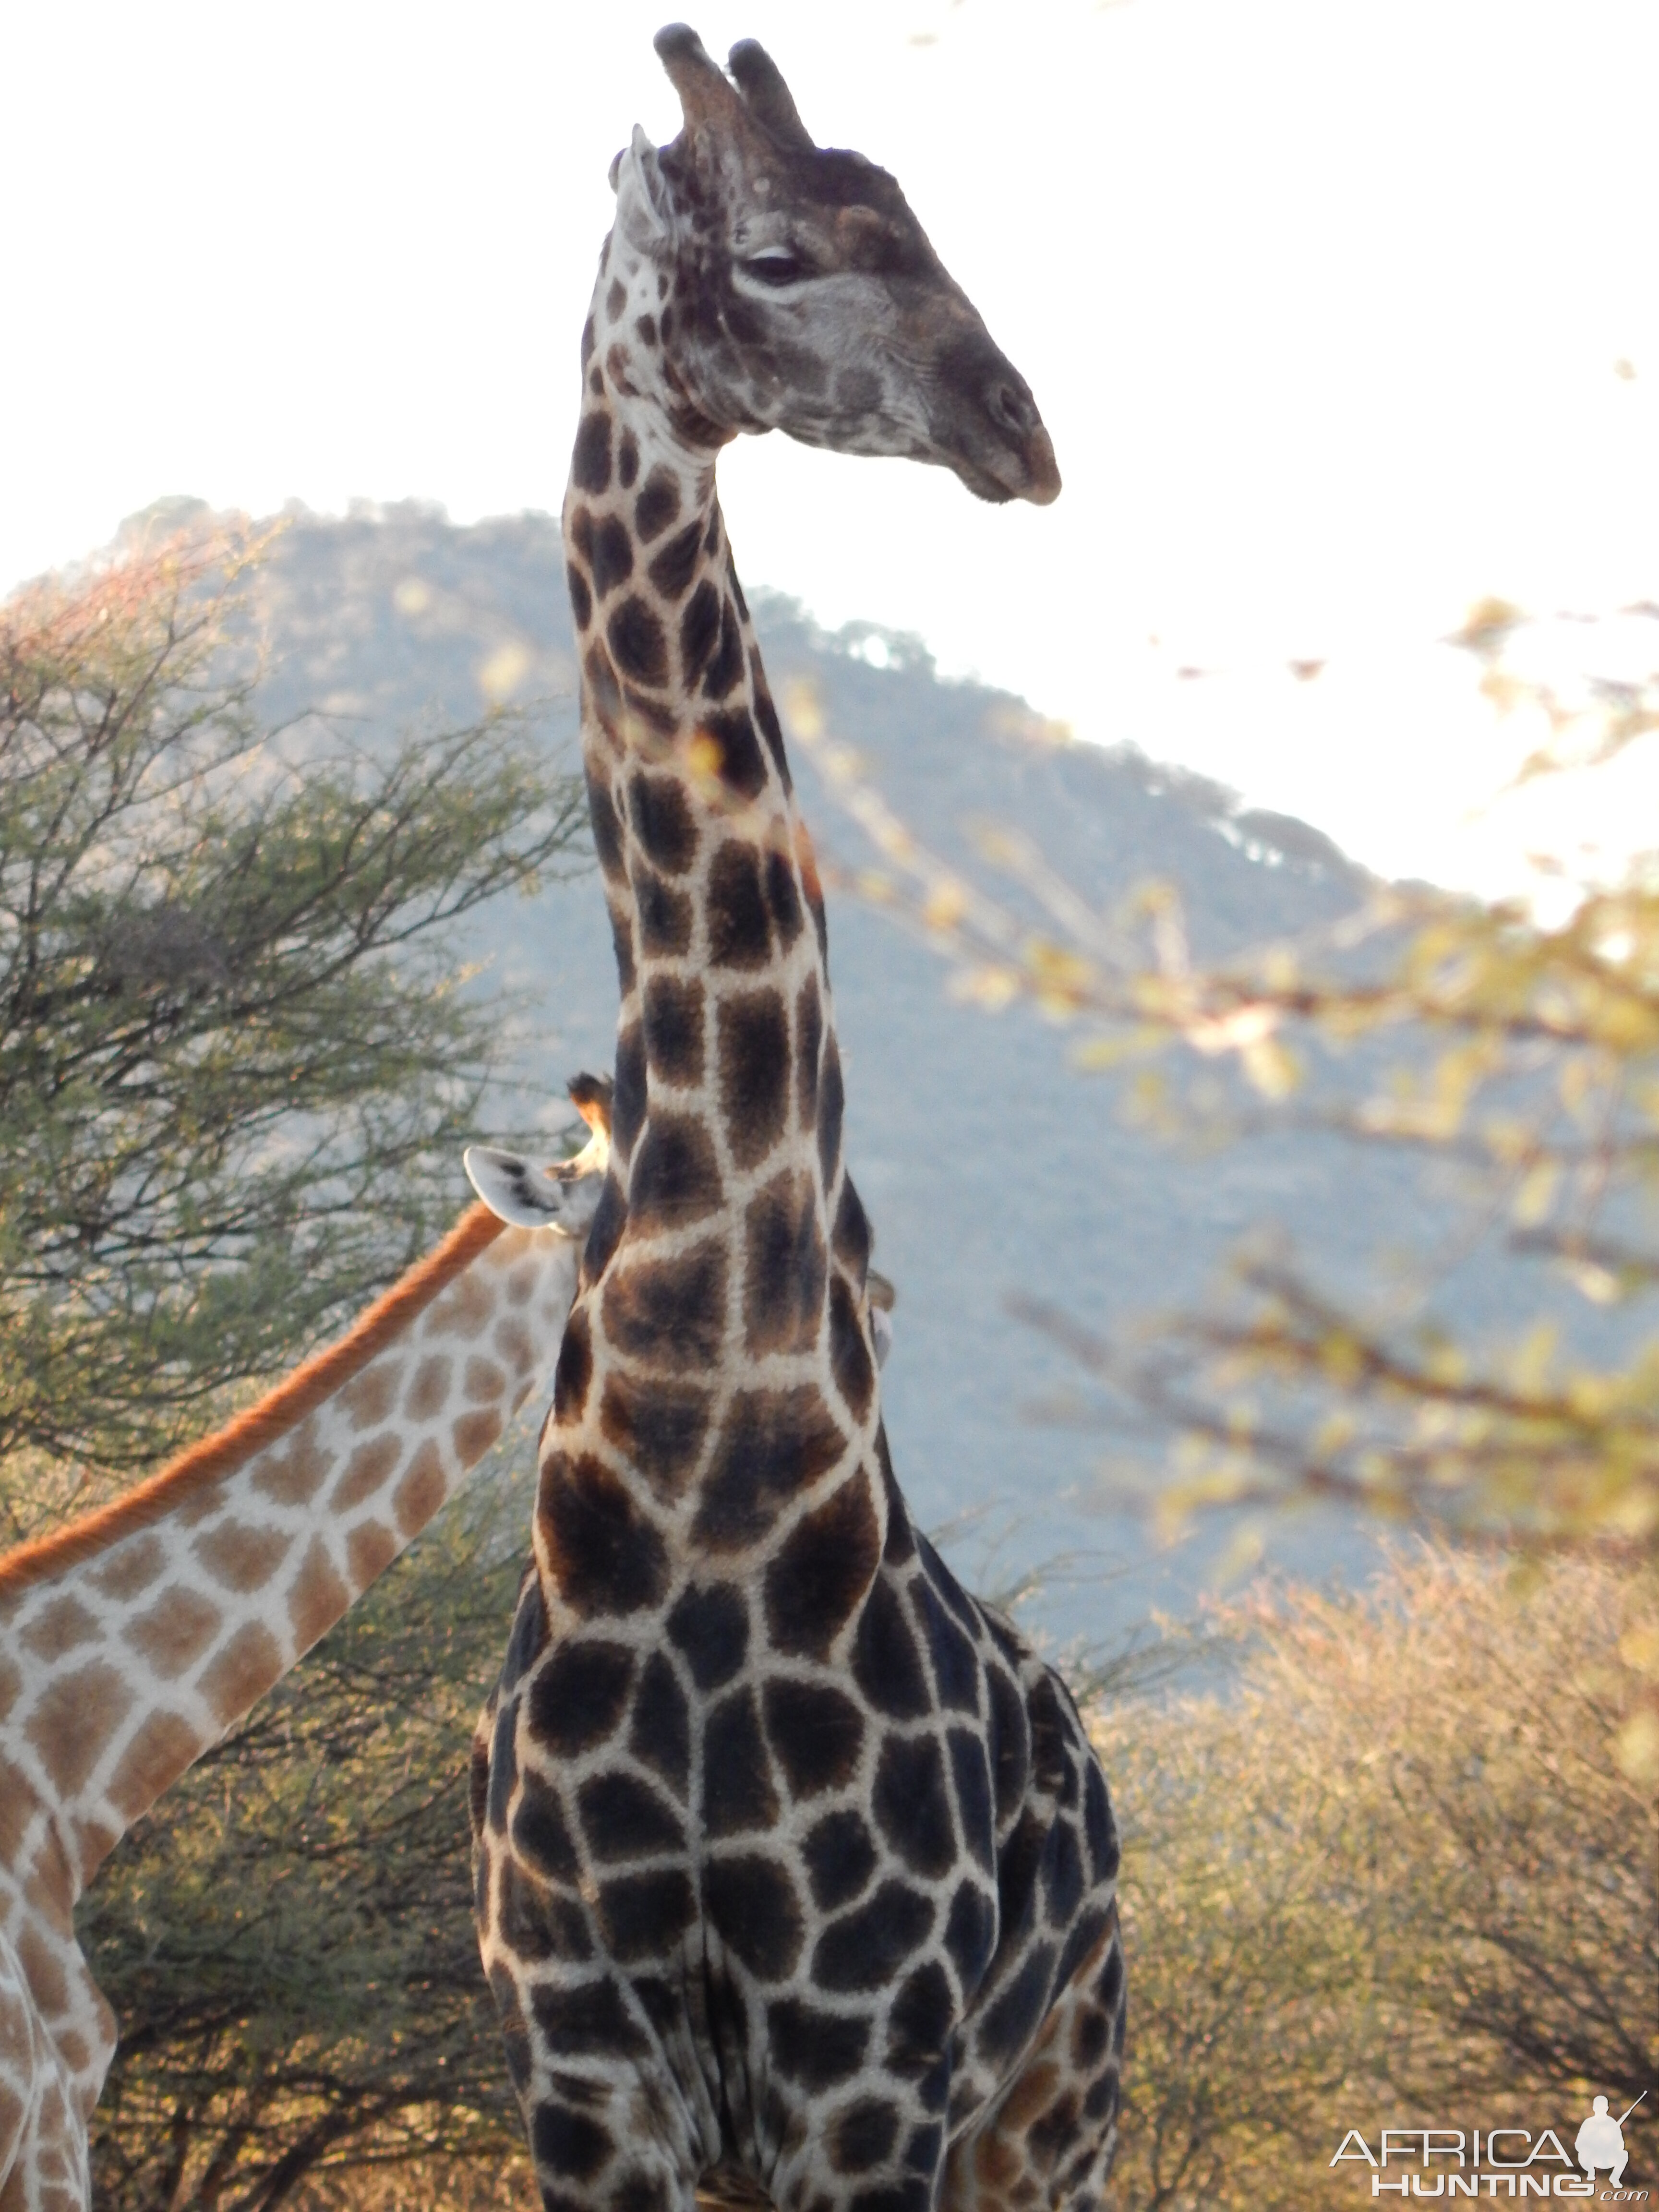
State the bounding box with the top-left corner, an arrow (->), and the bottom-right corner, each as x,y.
0,1202 -> 507,1602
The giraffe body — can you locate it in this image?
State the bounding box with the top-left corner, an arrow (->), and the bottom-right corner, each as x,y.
0,1128 -> 606,2209
472,34 -> 1123,2212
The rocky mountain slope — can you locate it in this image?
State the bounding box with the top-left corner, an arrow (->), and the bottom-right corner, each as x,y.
186,499 -> 1483,1647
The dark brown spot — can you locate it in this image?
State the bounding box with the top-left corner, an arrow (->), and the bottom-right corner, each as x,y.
769,2001 -> 872,2092
719,989 -> 790,1169
642,973 -> 704,1086
538,1452 -> 671,1616
637,864 -> 693,956
703,598 -> 744,697
648,519 -> 704,601
591,514 -> 635,596
706,842 -> 771,968
635,467 -> 682,541
606,277 -> 626,322
598,1371 -> 711,1502
813,1880 -> 934,1993
745,1172 -> 827,1357
628,1112 -> 722,1232
665,1582 -> 749,1690
874,1733 -> 956,1878
764,1472 -> 880,1659
527,1639 -> 634,1756
553,1306 -> 594,1420
608,597 -> 668,687
634,313 -> 657,349
573,413 -> 612,493
706,1854 -> 803,1982
618,428 -> 639,486
579,1768 -> 684,1861
679,579 -> 721,682
628,771 -> 697,875
763,1678 -> 866,1799
854,1578 -> 932,1720
629,1651 -> 691,1798
693,1387 -> 848,1551
602,1239 -> 727,1370
703,1687 -> 779,1837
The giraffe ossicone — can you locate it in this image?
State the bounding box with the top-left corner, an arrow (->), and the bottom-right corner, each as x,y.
0,1090 -> 610,2206
474,29 -> 1121,2212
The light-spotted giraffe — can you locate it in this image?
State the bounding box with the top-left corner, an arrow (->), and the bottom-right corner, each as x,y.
0,1094 -> 609,2211
472,31 -> 1124,2212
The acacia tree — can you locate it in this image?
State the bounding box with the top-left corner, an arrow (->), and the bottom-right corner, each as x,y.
0,523 -> 587,2205
0,524 -> 586,1541
1092,1547 -> 1656,2211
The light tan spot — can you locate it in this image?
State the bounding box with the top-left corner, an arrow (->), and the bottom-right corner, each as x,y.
464,1356 -> 507,1404
19,1593 -> 101,1663
194,1520 -> 289,1594
452,1408 -> 503,1465
287,1538 -> 349,1653
22,1821 -> 76,1932
75,1817 -> 118,1885
252,1419 -> 330,1506
198,1623 -> 284,1727
129,1585 -> 223,1678
405,1353 -> 453,1423
392,1441 -> 446,1538
1001,2061 -> 1060,2132
331,1434 -> 401,1514
436,1268 -> 493,1339
107,1710 -> 201,1823
20,1593 -> 102,1662
339,1356 -> 402,1431
494,1316 -> 534,1372
507,1261 -> 537,1306
0,1755 -> 37,1864
346,1520 -> 397,1592
88,1531 -> 167,1600
16,1924 -> 67,2016
0,2075 -> 24,2168
176,1475 -> 229,1527
973,2130 -> 1023,2193
24,1664 -> 132,1800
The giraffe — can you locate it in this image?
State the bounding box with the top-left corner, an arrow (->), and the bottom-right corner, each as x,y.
0,1093 -> 610,2210
471,30 -> 1124,2212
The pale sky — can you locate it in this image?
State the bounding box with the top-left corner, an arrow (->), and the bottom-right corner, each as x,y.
5,0 -> 1657,895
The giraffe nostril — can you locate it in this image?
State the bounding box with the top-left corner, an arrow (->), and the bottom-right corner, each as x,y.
987,380 -> 1037,437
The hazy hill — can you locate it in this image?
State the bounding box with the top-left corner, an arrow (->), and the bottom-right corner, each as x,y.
148,499 -> 1482,1644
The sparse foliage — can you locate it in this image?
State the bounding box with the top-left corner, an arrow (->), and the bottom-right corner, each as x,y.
0,524 -> 587,1542
787,609 -> 1659,1563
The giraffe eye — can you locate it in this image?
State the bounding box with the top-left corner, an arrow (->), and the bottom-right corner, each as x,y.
743,252 -> 806,287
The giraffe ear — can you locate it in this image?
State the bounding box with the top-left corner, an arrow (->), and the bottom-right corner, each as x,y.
872,1306 -> 894,1372
465,1146 -> 595,1233
611,124 -> 674,248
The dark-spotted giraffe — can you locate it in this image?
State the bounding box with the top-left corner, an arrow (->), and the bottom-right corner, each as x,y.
472,30 -> 1124,2212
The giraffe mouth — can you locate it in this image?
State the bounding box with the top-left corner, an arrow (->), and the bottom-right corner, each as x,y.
956,425 -> 1063,507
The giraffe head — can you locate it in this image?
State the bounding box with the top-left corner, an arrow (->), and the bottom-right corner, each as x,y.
603,24 -> 1060,506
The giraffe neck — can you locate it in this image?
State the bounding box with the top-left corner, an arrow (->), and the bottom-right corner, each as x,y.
0,1207 -> 583,2144
545,232 -> 890,1620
